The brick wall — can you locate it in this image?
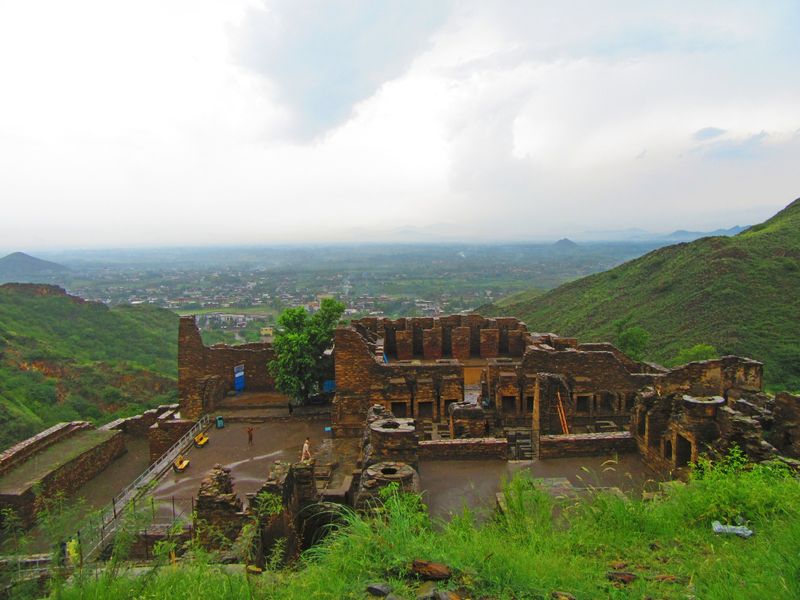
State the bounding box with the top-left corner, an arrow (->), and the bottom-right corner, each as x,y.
539,431 -> 636,458
2,431 -> 126,527
419,438 -> 508,460
0,421 -> 91,477
148,419 -> 195,463
179,316 -> 276,418
451,327 -> 471,360
422,328 -> 443,360
480,328 -> 499,359
332,327 -> 463,436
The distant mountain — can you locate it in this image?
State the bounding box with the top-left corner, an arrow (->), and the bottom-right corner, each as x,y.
0,252 -> 68,283
484,199 -> 800,391
579,225 -> 749,243
0,284 -> 178,449
663,225 -> 748,242
553,238 -> 579,250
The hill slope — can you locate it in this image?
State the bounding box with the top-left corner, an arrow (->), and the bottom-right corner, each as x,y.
0,252 -> 68,283
486,199 -> 800,390
0,284 -> 178,449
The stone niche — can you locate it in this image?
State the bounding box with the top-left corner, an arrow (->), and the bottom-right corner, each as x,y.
355,461 -> 420,509
449,401 -> 490,438
770,392 -> 800,458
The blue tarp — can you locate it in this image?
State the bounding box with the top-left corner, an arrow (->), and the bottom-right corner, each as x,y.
234,364 -> 245,392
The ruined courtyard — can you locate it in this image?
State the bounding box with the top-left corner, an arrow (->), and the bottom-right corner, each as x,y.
2,313 -> 799,563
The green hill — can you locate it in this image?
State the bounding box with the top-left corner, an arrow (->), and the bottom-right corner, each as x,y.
485,199 -> 800,391
0,284 -> 178,450
0,252 -> 68,283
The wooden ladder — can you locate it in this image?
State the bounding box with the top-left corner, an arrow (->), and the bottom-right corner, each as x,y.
556,391 -> 570,434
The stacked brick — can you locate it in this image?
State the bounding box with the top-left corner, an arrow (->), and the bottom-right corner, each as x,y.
194,464 -> 245,547
449,402 -> 489,438
178,316 -> 276,419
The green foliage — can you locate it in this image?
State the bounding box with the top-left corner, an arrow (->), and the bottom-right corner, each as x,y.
614,320 -> 650,361
0,286 -> 179,450
671,343 -> 718,366
54,455 -> 800,599
268,299 -> 344,402
488,199 -> 800,391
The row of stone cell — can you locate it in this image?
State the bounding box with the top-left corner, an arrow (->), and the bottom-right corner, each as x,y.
389,326 -> 528,360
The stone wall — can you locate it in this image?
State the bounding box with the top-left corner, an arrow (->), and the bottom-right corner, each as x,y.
181,375 -> 227,421
179,316 -> 275,418
539,431 -> 636,458
658,356 -> 763,396
101,404 -> 178,437
0,421 -> 90,477
353,314 -> 529,361
194,465 -> 246,548
632,385 -> 782,478
334,314 -> 768,444
419,438 -> 508,460
1,430 -> 125,527
770,392 -> 800,457
449,402 -> 490,438
148,418 -> 195,463
332,326 -> 463,436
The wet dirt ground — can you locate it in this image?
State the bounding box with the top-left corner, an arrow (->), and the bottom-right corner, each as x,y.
150,419 -> 331,520
419,453 -> 658,520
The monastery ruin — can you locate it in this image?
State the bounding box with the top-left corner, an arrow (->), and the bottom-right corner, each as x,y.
2,312 -> 799,570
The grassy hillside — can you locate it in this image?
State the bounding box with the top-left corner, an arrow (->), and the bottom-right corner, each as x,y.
44,456 -> 800,599
486,199 -> 800,391
0,284 -> 178,449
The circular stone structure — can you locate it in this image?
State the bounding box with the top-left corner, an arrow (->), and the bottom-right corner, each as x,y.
682,395 -> 725,418
369,418 -> 416,435
356,461 -> 420,508
368,418 -> 419,468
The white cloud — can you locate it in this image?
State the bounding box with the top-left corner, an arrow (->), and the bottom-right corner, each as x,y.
0,0 -> 798,250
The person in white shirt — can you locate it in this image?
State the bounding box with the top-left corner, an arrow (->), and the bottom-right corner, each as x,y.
301,437 -> 312,461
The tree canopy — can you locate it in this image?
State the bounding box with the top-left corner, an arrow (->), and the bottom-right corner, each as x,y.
614,318 -> 650,362
268,298 -> 345,403
671,343 -> 718,366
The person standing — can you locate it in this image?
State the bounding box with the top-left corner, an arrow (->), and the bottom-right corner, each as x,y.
247,426 -> 254,447
288,402 -> 294,416
301,437 -> 312,461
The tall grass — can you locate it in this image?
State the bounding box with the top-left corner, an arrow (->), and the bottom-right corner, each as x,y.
50,453 -> 800,599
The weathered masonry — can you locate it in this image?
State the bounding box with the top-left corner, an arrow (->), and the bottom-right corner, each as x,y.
334,315 -> 667,436
178,316 -> 276,419
329,314 -> 800,474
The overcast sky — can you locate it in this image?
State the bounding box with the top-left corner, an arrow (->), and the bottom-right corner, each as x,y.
1,0 -> 798,250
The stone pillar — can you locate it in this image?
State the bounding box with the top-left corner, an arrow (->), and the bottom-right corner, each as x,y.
422,328 -> 443,360
480,328 -> 500,358
451,327 -> 471,360
178,316 -> 206,415
395,330 -> 413,361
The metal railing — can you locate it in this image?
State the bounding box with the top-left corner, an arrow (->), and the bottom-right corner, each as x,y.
3,416 -> 211,586
79,415 -> 211,560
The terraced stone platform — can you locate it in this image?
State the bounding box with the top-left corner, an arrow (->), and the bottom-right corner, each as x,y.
0,428 -> 125,526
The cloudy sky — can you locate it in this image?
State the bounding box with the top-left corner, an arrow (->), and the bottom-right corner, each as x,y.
1,0 -> 798,249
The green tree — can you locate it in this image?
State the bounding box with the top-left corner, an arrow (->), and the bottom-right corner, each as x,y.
671,343 -> 718,366
614,319 -> 650,361
268,299 -> 344,403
